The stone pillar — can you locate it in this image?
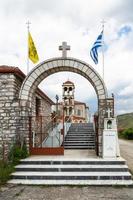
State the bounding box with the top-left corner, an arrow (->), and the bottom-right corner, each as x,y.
19,100 -> 31,154
98,96 -> 114,157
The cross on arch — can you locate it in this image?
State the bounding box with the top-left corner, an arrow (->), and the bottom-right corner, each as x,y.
59,41 -> 70,58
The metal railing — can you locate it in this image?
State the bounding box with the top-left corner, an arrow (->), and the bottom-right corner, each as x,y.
64,115 -> 72,137
30,114 -> 62,148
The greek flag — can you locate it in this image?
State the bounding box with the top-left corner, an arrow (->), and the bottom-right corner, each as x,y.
90,30 -> 103,64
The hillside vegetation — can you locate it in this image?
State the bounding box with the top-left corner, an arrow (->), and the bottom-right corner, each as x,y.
117,112 -> 133,129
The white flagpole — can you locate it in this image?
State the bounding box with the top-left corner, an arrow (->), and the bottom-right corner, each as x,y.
26,21 -> 31,74
101,20 -> 106,81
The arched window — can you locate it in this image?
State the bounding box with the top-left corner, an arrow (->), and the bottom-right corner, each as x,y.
107,120 -> 112,129
64,87 -> 67,92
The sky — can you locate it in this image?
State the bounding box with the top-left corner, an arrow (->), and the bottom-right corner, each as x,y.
0,0 -> 133,115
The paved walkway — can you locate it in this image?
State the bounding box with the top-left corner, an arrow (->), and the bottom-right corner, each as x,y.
28,149 -> 97,159
119,139 -> 133,173
0,139 -> 133,200
0,184 -> 133,200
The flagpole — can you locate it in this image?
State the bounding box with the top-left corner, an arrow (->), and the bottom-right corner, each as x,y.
26,21 -> 31,74
101,20 -> 106,81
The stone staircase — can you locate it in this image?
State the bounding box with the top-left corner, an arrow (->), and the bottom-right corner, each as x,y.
64,123 -> 95,149
8,157 -> 133,185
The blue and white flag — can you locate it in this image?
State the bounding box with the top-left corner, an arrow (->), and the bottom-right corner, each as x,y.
90,30 -> 103,64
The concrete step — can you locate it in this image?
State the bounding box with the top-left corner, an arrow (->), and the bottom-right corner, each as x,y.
66,134 -> 94,137
64,143 -> 94,146
65,138 -> 94,141
8,179 -> 133,185
64,145 -> 95,149
68,132 -> 94,134
15,164 -> 129,172
64,141 -> 94,144
19,160 -> 126,165
10,171 -> 132,180
66,135 -> 94,138
69,130 -> 94,132
8,158 -> 133,186
64,140 -> 94,143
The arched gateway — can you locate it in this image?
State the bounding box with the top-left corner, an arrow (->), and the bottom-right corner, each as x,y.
8,43 -> 133,186
19,57 -> 107,101
19,45 -> 114,157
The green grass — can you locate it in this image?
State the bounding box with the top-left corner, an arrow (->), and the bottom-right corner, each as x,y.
0,160 -> 15,186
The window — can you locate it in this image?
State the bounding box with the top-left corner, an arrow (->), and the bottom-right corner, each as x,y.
77,109 -> 81,116
69,107 -> 72,115
107,120 -> 112,129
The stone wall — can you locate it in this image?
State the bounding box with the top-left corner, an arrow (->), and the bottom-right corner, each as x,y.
98,97 -> 114,156
0,73 -> 22,159
0,68 -> 53,160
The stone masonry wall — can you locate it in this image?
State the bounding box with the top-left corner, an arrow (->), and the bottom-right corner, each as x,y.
98,97 -> 114,156
0,72 -> 52,159
0,73 -> 22,159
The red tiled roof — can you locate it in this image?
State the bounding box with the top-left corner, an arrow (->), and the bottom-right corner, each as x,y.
0,65 -> 25,79
0,66 -> 54,105
63,80 -> 74,85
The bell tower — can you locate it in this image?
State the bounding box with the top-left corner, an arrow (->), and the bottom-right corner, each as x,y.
62,81 -> 75,121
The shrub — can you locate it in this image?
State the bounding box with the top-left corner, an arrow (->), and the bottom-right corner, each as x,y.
0,160 -> 14,185
0,141 -> 29,186
118,128 -> 125,138
9,142 -> 28,165
123,128 -> 133,140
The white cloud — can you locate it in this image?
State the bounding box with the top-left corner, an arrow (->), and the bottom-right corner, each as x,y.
119,82 -> 133,96
0,0 -> 133,114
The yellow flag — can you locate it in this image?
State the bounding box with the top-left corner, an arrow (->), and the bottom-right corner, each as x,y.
28,32 -> 39,63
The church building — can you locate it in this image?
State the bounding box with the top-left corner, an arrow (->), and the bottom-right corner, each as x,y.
57,80 -> 89,123
0,66 -> 54,158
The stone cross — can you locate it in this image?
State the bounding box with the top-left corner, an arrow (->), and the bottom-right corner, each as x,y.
59,42 -> 70,58
106,108 -> 112,118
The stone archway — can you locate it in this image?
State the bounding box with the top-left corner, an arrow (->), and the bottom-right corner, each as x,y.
19,57 -> 108,102
19,57 -> 113,156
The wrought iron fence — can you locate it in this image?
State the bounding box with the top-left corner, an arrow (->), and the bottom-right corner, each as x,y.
29,115 -> 63,148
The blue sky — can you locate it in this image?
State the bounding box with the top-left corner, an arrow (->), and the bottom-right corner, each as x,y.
118,25 -> 132,37
0,0 -> 133,115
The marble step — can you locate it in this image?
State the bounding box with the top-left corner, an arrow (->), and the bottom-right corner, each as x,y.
8,179 -> 133,185
19,159 -> 126,165
10,171 -> 132,181
64,140 -> 94,143
9,157 -> 133,185
15,164 -> 129,172
68,131 -> 94,133
64,145 -> 95,149
64,140 -> 95,145
65,139 -> 94,141
64,143 -> 94,145
66,135 -> 94,138
67,132 -> 94,136
66,134 -> 94,136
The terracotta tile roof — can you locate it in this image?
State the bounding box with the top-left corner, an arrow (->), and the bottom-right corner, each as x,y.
63,80 -> 74,85
0,65 -> 25,79
0,65 -> 54,105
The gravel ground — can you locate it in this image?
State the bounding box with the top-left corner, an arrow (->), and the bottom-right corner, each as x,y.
0,139 -> 133,200
0,185 -> 133,200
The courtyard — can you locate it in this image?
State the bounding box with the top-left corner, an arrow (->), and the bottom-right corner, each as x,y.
0,139 -> 133,200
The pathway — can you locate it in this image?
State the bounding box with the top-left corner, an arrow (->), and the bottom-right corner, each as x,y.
119,139 -> 133,173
